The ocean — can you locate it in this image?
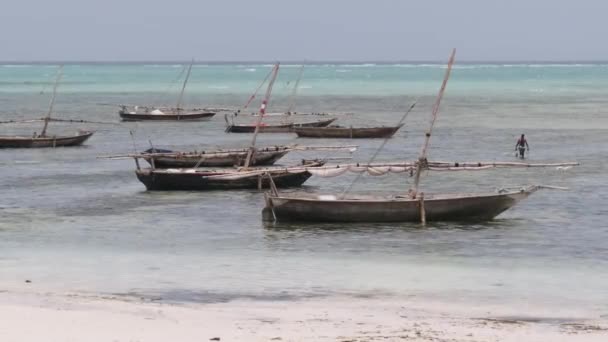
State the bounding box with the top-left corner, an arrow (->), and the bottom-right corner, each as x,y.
0,63 -> 606,315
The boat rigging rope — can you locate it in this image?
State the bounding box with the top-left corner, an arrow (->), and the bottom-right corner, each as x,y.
157,65 -> 188,107
340,99 -> 418,199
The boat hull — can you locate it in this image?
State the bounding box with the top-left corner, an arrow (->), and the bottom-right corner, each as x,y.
119,111 -> 215,121
0,131 -> 94,148
293,125 -> 403,139
225,118 -> 336,133
135,169 -> 312,191
145,150 -> 289,168
264,189 -> 535,223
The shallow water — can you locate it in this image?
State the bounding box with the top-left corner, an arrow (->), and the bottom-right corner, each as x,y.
0,63 -> 607,315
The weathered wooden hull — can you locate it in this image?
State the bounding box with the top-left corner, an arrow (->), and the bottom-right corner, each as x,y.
135,169 -> 313,191
145,149 -> 290,168
263,188 -> 537,222
293,125 -> 403,139
225,118 -> 336,133
119,111 -> 215,121
0,131 -> 94,148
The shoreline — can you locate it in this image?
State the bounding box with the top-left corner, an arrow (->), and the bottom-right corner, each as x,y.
1,288 -> 606,341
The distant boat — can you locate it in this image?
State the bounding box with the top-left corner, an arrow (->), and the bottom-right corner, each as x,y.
0,130 -> 94,148
119,107 -> 215,122
226,64 -> 337,132
0,66 -> 95,148
118,60 -> 216,122
294,124 -> 403,139
225,116 -> 336,133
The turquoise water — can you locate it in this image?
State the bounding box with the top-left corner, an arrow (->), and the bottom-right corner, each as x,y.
0,63 -> 606,316
2,63 -> 608,97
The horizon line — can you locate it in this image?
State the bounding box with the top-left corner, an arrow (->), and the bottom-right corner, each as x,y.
2,59 -> 608,65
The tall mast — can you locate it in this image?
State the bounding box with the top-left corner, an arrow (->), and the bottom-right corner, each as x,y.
243,63 -> 280,168
176,59 -> 194,112
40,65 -> 64,137
287,64 -> 304,114
411,49 -> 456,198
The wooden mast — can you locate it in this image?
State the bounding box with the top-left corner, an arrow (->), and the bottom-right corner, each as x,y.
411,49 -> 456,198
176,59 -> 194,113
40,65 -> 64,137
243,63 -> 280,169
287,64 -> 304,114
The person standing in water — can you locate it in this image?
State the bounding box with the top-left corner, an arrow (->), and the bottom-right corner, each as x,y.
515,134 -> 530,159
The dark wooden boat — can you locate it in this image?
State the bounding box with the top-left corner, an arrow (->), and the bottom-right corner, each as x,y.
119,109 -> 215,122
135,161 -> 324,191
0,66 -> 95,149
225,117 -> 336,133
263,187 -> 538,223
0,130 -> 94,148
293,124 -> 403,138
141,146 -> 290,168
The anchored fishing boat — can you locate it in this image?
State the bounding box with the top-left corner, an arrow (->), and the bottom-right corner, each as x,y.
225,116 -> 336,133
263,49 -> 578,223
135,160 -> 325,191
225,64 -> 338,132
102,144 -> 356,168
0,66 -> 95,148
118,60 -> 216,121
293,124 -> 403,139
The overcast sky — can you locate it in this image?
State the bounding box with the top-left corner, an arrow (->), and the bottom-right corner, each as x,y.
1,0 -> 606,61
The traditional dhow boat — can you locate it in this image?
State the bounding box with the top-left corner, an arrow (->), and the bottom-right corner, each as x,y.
0,130 -> 94,148
102,144 -> 356,168
0,66 -> 95,148
140,146 -> 290,168
225,116 -> 336,133
294,124 -> 403,139
226,64 -> 337,132
118,60 -> 216,122
119,107 -> 215,122
135,160 -> 324,191
262,49 -> 578,223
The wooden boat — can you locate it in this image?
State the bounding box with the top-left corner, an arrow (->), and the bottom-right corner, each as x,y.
0,130 -> 94,148
119,108 -> 215,121
135,161 -> 323,191
225,117 -> 336,133
140,146 -> 290,168
0,66 -> 95,148
118,60 -> 215,122
262,49 -> 577,224
263,187 -> 538,222
294,124 -> 403,138
226,64 -> 337,132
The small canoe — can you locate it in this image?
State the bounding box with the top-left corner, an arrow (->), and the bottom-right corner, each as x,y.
119,109 -> 215,121
263,186 -> 538,223
142,147 -> 290,168
0,130 -> 94,148
225,118 -> 336,133
294,124 -> 403,138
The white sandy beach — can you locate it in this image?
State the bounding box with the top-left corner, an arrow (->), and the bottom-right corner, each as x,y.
0,287 -> 606,342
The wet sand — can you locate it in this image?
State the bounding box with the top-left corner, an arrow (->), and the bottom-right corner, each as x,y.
1,289 -> 606,341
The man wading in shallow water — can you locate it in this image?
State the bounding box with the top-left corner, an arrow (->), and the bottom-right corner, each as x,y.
515,134 -> 530,159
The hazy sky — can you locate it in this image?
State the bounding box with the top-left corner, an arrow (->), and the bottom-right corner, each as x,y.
1,0 -> 606,61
